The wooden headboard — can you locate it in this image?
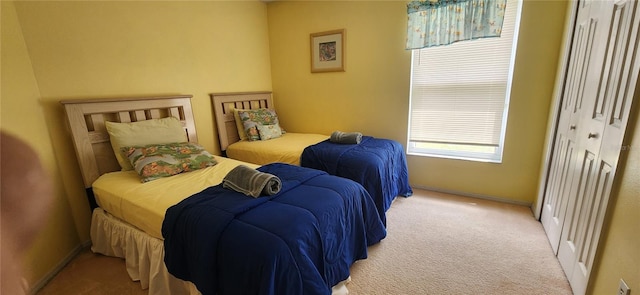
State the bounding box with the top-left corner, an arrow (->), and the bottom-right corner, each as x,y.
210,91 -> 273,151
61,95 -> 198,189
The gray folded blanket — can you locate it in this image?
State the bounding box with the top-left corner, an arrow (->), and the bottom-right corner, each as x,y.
330,131 -> 363,144
222,165 -> 282,198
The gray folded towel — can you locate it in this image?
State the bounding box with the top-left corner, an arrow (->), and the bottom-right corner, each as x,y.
222,165 -> 281,198
330,131 -> 363,144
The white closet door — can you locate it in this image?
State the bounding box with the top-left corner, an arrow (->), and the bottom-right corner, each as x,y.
552,0 -> 640,294
540,0 -> 596,254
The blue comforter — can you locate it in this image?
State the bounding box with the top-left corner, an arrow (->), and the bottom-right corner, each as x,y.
301,136 -> 413,224
162,163 -> 386,295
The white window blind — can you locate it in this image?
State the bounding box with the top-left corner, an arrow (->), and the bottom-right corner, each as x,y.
407,0 -> 521,162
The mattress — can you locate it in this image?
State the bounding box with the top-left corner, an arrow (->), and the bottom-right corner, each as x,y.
92,155 -> 258,239
226,132 -> 328,165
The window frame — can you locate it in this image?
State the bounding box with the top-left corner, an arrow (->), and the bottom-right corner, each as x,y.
406,0 -> 522,163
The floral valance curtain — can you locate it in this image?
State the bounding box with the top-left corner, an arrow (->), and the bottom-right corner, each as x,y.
406,0 -> 507,50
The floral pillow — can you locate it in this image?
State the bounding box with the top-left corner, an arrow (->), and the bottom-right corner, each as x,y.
106,117 -> 187,171
257,123 -> 283,140
122,142 -> 217,182
237,108 -> 279,141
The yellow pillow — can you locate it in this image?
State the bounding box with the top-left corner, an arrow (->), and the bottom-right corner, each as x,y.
105,117 -> 188,171
231,108 -> 247,141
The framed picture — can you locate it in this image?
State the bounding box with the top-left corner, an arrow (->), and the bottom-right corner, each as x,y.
310,29 -> 345,73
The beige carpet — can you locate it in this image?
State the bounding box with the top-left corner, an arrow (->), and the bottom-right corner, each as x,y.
37,189 -> 572,295
347,189 -> 573,295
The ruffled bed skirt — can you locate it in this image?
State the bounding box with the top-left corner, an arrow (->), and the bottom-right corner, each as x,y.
90,208 -> 350,295
90,208 -> 200,294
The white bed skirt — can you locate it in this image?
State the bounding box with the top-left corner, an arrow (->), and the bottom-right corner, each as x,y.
90,208 -> 350,295
90,208 -> 200,294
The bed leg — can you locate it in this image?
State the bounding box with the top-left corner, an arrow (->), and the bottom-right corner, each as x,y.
86,188 -> 98,211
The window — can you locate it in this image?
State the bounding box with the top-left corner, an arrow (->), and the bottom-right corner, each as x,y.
407,0 -> 522,163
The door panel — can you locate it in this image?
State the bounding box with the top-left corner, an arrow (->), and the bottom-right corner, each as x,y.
541,134 -> 576,253
549,0 -> 640,294
562,159 -> 614,295
540,2 -> 597,251
557,149 -> 596,280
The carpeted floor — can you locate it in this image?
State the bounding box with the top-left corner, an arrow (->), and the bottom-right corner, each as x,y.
347,190 -> 572,295
36,189 -> 572,295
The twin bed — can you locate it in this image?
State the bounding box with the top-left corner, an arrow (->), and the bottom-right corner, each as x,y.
211,91 -> 412,224
62,95 -> 390,295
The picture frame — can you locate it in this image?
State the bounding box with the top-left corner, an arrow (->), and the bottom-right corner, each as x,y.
310,29 -> 345,73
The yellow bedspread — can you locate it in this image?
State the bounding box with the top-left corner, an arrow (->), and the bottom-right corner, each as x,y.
92,156 -> 258,239
226,133 -> 328,165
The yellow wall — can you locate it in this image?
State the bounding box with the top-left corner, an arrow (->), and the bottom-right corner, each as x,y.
267,0 -> 569,204
267,1 -> 411,141
6,0 -> 272,290
14,0 -> 272,156
1,1 -> 81,288
5,0 -> 638,293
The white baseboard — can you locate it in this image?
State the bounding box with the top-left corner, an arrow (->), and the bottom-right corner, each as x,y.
28,239 -> 92,294
411,185 -> 533,207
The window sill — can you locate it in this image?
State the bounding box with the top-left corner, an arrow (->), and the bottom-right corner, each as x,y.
406,151 -> 503,163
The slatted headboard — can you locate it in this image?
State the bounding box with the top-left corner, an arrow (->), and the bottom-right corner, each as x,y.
61,95 -> 198,189
210,91 -> 273,151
